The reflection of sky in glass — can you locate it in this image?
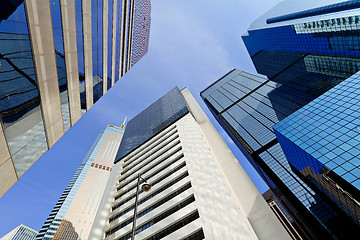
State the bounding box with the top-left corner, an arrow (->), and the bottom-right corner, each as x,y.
115,87 -> 189,162
0,3 -> 48,178
50,0 -> 71,133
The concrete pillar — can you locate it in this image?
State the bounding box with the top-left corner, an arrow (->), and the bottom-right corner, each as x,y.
60,0 -> 82,126
82,0 -> 94,110
102,0 -> 109,95
25,0 -> 64,147
0,122 -> 17,197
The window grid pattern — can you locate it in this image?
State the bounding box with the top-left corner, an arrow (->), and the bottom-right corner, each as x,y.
274,71 -> 360,223
240,11 -> 360,237
201,65 -> 359,237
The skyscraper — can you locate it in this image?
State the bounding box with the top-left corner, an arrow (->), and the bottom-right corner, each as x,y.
273,71 -> 360,225
202,0 -> 360,238
36,125 -> 124,240
0,224 -> 38,240
88,87 -> 291,240
0,0 -> 151,196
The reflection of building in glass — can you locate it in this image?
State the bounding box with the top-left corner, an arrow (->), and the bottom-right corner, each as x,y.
202,0 -> 360,239
88,87 -> 291,240
263,189 -> 302,240
0,0 -> 151,196
274,71 -> 360,225
36,125 -> 124,240
0,224 -> 38,240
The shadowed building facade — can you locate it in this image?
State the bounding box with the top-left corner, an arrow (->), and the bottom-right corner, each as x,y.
0,0 -> 151,197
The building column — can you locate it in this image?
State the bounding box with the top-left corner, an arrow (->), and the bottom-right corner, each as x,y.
60,0 -> 82,126
0,122 -> 17,197
24,0 -> 64,147
119,0 -> 128,77
102,0 -> 109,95
82,0 -> 93,110
126,0 -> 135,72
111,0 -> 118,86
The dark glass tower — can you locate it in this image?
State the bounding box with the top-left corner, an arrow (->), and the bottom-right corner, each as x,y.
202,0 -> 360,239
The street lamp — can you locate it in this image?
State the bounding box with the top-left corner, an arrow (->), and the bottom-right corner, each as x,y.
131,173 -> 151,240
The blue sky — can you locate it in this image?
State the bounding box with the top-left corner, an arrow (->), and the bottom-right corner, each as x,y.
0,0 -> 282,236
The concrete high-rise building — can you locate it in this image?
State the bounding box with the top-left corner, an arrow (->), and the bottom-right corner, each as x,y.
88,87 -> 291,240
201,0 -> 360,239
0,0 -> 151,196
0,224 -> 38,240
36,125 -> 124,240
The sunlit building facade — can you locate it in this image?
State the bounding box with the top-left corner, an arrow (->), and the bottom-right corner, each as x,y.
87,87 -> 291,240
36,125 -> 124,240
0,0 -> 151,196
201,0 -> 360,239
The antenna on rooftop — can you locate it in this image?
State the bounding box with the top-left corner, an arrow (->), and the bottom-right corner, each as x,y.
120,116 -> 127,130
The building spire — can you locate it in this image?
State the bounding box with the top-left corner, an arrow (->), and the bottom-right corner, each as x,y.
120,116 -> 127,130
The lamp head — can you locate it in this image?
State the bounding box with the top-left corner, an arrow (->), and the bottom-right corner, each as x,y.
141,183 -> 151,192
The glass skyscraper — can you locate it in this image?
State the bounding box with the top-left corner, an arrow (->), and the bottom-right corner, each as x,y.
274,71 -> 360,225
202,0 -> 360,238
0,0 -> 151,197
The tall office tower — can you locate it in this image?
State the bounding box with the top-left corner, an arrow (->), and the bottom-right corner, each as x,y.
0,0 -> 151,196
36,125 -> 124,240
201,68 -> 360,239
88,87 -> 291,240
0,224 -> 38,240
200,0 -> 360,239
274,71 -> 360,226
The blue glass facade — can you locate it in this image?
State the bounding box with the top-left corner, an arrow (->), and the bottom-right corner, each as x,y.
201,70 -> 344,239
274,71 -> 360,224
115,87 -> 189,162
228,3 -> 360,238
0,2 -> 48,178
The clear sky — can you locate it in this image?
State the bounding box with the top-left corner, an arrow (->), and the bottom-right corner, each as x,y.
0,0 -> 283,236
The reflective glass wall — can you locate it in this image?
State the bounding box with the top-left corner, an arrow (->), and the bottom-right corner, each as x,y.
50,0 -> 71,131
0,2 -> 48,178
75,0 -> 86,113
92,0 -> 104,103
201,69 -> 358,239
239,4 -> 360,238
115,87 -> 189,162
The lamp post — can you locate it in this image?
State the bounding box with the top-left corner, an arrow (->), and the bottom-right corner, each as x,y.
131,173 -> 151,240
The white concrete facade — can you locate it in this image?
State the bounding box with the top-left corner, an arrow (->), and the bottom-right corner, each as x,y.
89,89 -> 290,240
37,125 -> 124,240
